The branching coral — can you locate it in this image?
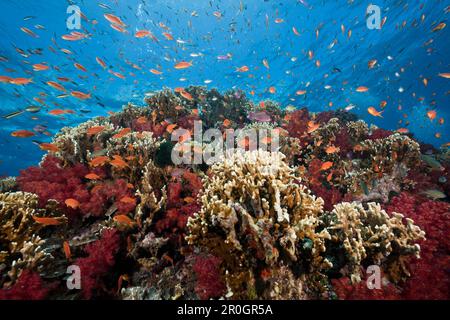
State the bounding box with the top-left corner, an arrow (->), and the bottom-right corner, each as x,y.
320,202 -> 425,283
187,150 -> 330,298
0,192 -> 66,285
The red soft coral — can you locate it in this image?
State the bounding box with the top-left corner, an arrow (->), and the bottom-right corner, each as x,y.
193,255 -> 226,300
385,192 -> 450,299
310,184 -> 343,211
367,128 -> 393,140
75,228 -> 121,299
0,270 -> 55,300
283,108 -> 310,140
332,276 -> 401,300
17,157 -> 135,219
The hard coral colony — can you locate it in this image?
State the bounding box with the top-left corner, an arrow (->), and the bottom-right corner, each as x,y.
0,87 -> 448,300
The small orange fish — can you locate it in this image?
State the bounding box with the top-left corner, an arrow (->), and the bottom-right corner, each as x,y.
90,156 -> 109,167
307,121 -> 320,133
96,57 -> 107,69
397,128 -> 409,134
110,155 -> 128,168
63,241 -> 71,260
33,63 -> 49,71
74,63 -> 87,72
320,161 -> 333,171
236,66 -> 249,72
112,128 -> 131,139
166,123 -> 178,133
356,86 -> 369,92
325,145 -> 340,154
435,132 -> 441,138
49,109 -> 75,116
65,198 -> 80,209
104,13 -> 126,27
9,77 -> 33,85
162,32 -> 174,40
439,118 -> 444,125
427,110 -> 437,121
223,119 -> 231,128
85,173 -> 101,180
113,214 -> 135,227
46,81 -> 66,92
110,23 -> 127,33
292,26 -> 300,36
150,69 -> 162,75
174,61 -> 192,69
20,27 -> 38,38
184,197 -> 196,204
11,130 -> 35,138
32,216 -> 63,226
368,59 -> 377,69
379,100 -> 387,108
296,90 -> 307,95
438,73 -> 450,79
120,196 -> 136,205
274,18 -> 284,23
367,107 -> 383,117
71,91 -> 91,100
87,126 -> 105,136
180,90 -> 193,100
135,30 -> 151,38
39,143 -> 60,152
269,86 -> 276,94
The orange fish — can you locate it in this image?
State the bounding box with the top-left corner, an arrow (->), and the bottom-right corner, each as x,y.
269,86 -> 276,94
367,107 -> 383,117
112,128 -> 131,139
87,126 -> 105,136
63,241 -> 71,260
74,63 -> 87,72
356,86 -> 369,92
90,156 -> 109,167
120,196 -> 136,205
113,214 -> 135,227
274,18 -> 284,23
33,63 -> 49,71
110,23 -> 127,33
439,118 -> 444,125
296,90 -> 307,95
397,128 -> 409,134
236,66 -> 249,72
162,32 -> 174,40
65,198 -> 80,209
110,70 -> 125,79
180,90 -> 193,100
20,27 -> 38,38
39,143 -> 60,152
135,30 -> 151,38
85,173 -> 101,180
9,77 -> 33,85
223,119 -> 231,128
292,26 -> 300,36
49,109 -> 75,116
96,57 -> 107,69
32,216 -> 63,226
110,155 -> 128,168
47,81 -> 66,91
427,110 -> 437,121
150,69 -> 162,75
104,13 -> 126,26
368,59 -> 377,69
11,130 -> 35,138
307,121 -> 320,133
0,75 -> 13,83
379,100 -> 387,108
166,123 -> 178,133
174,61 -> 192,69
325,145 -> 340,154
136,116 -> 148,124
320,161 -> 333,171
438,73 -> 450,79
71,90 -> 91,100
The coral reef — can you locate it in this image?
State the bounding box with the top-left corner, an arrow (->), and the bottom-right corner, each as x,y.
1,87 -> 448,301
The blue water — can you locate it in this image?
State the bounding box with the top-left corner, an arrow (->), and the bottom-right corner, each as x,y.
0,0 -> 449,176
